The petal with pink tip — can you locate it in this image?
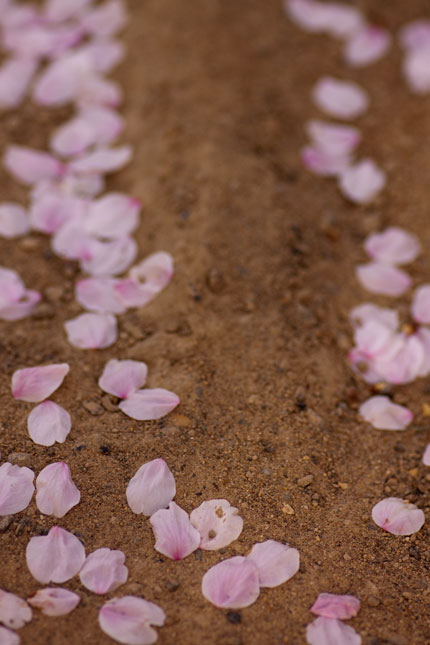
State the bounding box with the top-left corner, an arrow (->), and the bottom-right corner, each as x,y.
247,540 -> 300,587
79,548 -> 128,594
0,58 -> 37,109
339,159 -> 385,204
81,0 -> 128,38
4,146 -> 63,186
80,236 -> 137,277
76,278 -> 125,314
114,279 -> 155,308
403,47 -> 430,94
119,389 -> 179,421
26,526 -> 86,583
350,304 -> 399,331
356,263 -> 411,297
353,320 -> 400,360
0,590 -> 32,629
301,146 -> 351,177
306,617 -> 361,645
65,313 -> 117,349
412,285 -> 430,324
359,397 -> 412,431
27,588 -> 80,617
12,363 -> 69,402
0,463 -> 34,515
51,223 -> 96,262
372,497 -> 425,535
202,556 -> 260,609
364,227 -> 420,266
344,27 -> 391,67
28,401 -> 71,446
312,77 -> 369,120
126,458 -> 176,516
306,120 -> 361,156
0,203 -> 29,238
310,593 -> 360,619
99,596 -> 165,645
99,359 -> 147,399
0,626 -> 20,644
85,193 -> 140,239
190,499 -> 243,550
150,502 -> 200,560
35,462 -> 80,518
423,444 -> 430,466
68,146 -> 132,175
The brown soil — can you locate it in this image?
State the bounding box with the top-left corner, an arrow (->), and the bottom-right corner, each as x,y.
1,1 -> 430,644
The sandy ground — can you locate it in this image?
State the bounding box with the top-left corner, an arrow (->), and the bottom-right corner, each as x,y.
1,1 -> 430,643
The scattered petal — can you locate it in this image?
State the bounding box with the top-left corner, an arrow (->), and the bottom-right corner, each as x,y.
81,0 -> 128,38
80,548 -> 128,594
350,304 -> 399,331
412,285 -> 430,324
403,46 -> 430,94
79,236 -> 137,277
422,443 -> 430,466
0,590 -> 32,629
4,146 -> 63,185
126,458 -> 176,516
285,0 -> 364,38
0,267 -> 40,321
0,626 -> 20,645
35,462 -> 80,518
356,263 -> 411,297
27,401 -> 71,446
27,588 -> 80,617
306,120 -> 361,156
150,501 -> 200,560
190,499 -> 243,550
12,363 -> 69,402
85,193 -> 140,239
30,192 -> 87,234
0,463 -> 34,516
26,526 -> 86,583
306,616 -> 361,645
359,396 -> 413,431
372,497 -> 425,535
312,77 -> 369,120
65,313 -> 117,349
310,593 -> 361,619
0,58 -> 37,109
98,359 -> 148,398
339,159 -> 385,204
0,203 -> 29,238
364,227 -> 420,266
99,596 -> 165,645
399,20 -> 430,51
119,389 -> 179,421
373,333 -> 425,384
68,145 -> 132,175
344,27 -> 391,67
45,0 -> 92,22
301,146 -> 351,177
128,252 -> 174,291
76,277 -> 126,314
247,540 -> 300,587
201,556 -> 260,609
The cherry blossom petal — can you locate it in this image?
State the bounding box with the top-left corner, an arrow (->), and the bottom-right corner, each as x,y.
359,396 -> 413,431
150,502 -> 200,560
114,278 -> 154,308
403,47 -> 430,94
68,146 -> 132,175
201,556 -> 260,609
26,526 -> 86,583
312,77 -> 369,120
27,401 -> 71,447
78,106 -> 125,144
372,497 -> 425,535
190,499 -> 243,550
99,596 -> 165,645
76,277 -> 126,314
35,462 -> 80,518
79,548 -> 128,594
0,203 -> 29,238
353,320 -> 401,360
126,458 -> 176,516
412,285 -> 430,324
80,236 -> 137,276
339,159 -> 385,203
79,40 -> 125,74
65,313 -> 118,349
356,263 -> 411,297
416,327 -> 430,377
399,20 -> 430,51
45,0 -> 92,23
58,172 -> 105,198
0,267 -> 41,321
33,55 -> 85,106
301,146 -> 351,177
306,617 -> 361,645
373,334 -> 425,384
344,27 -> 391,67
50,118 -> 96,158
85,193 -> 140,239
4,146 -> 64,186
117,252 -> 174,306
119,389 -> 179,421
350,304 -> 399,331
0,591 -> 31,629
81,0 -> 128,38
12,363 -> 69,402
310,593 -> 361,619
0,58 -> 37,109
3,24 -> 83,60
0,463 -> 34,515
285,0 -> 364,38
247,540 -> 300,587
0,626 -> 20,645
27,588 -> 80,617
78,75 -> 123,108
364,227 -> 420,266
98,359 -> 148,399
422,444 -> 430,466
51,222 -> 96,261
30,193 -> 87,234
306,120 -> 361,156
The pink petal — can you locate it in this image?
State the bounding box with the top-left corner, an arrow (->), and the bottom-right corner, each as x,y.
58,172 -> 105,198
0,267 -> 41,321
373,334 -> 425,384
27,588 -> 80,617
339,159 -> 385,203
99,359 -> 147,399
114,279 -> 155,308
118,389 -> 179,421
85,193 -> 140,239
129,252 -> 174,290
356,263 -> 411,297
4,146 -> 63,186
51,222 -> 96,262
150,501 -> 200,560
12,363 -> 69,403
0,627 -> 20,645
35,462 -> 80,518
201,556 -> 260,609
0,203 -> 29,238
301,145 -> 351,177
78,106 -> 125,145
68,145 -> 132,175
0,590 -> 32,629
27,401 -> 71,446
30,193 -> 87,234
64,313 -> 118,349
306,120 -> 361,156
0,58 -> 37,108
359,396 -> 413,431
422,443 -> 430,466
353,320 -> 401,360
77,75 -> 123,108
247,540 -> 300,588
399,20 -> 430,51
99,596 -> 165,645
50,117 -> 96,158
0,463 -> 34,515
344,27 -> 391,67
79,236 -> 137,276
76,277 -> 126,314
364,227 -> 420,266
79,548 -> 128,594
412,285 -> 430,324
350,304 -> 399,331
26,526 -> 86,583
126,458 -> 176,516
285,0 -> 364,38
310,593 -> 361,619
78,40 -> 125,74
312,77 -> 369,119
33,55 -> 85,106
80,0 -> 128,38
403,46 -> 430,94
190,499 -> 243,550
416,327 -> 430,377
372,497 -> 425,535
3,24 -> 83,60
306,617 -> 361,645
45,0 -> 92,22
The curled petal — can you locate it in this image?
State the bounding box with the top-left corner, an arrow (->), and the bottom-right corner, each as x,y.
0,203 -> 29,238
150,502 -> 200,560
202,556 -> 260,609
247,540 -> 300,587
28,401 -> 71,446
364,227 -> 420,266
85,193 -> 140,239
373,334 -> 425,384
79,548 -> 128,594
76,277 -> 125,314
339,159 -> 385,204
4,146 -> 63,185
423,444 -> 430,466
359,396 -> 412,431
310,593 -> 360,619
36,462 -> 80,518
356,263 -> 411,297
98,359 -> 147,399
126,458 -> 176,516
306,120 -> 361,156
344,27 -> 391,67
306,617 -> 361,645
65,313 -> 117,349
372,497 -> 425,536
0,463 -> 34,516
312,77 -> 369,120
119,389 -> 179,421
190,499 -> 243,550
12,363 -> 69,402
412,285 -> 430,324
27,588 -> 80,616
99,596 -> 165,645
0,590 -> 32,629
26,526 -> 86,583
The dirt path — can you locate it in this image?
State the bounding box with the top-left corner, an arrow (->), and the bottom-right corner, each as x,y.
1,1 -> 430,643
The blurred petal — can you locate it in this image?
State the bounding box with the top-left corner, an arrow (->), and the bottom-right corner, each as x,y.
372,497 -> 425,535
190,499 -> 243,550
68,145 -> 132,174
0,267 -> 40,321
301,145 -> 350,176
364,227 -> 420,265
201,556 -> 260,609
126,458 -> 176,516
0,463 -> 34,515
98,359 -> 147,398
247,540 -> 300,587
310,593 -> 361,619
403,46 -> 430,94
81,0 -> 128,38
0,203 -> 29,238
51,222 -> 96,261
339,159 -> 385,203
80,548 -> 128,594
350,304 -> 399,331
344,27 -> 391,67
4,146 -> 64,186
85,193 -> 140,239
312,77 -> 369,119
45,0 -> 92,22
400,20 -> 430,51
356,263 -> 411,297
30,193 -> 87,234
33,56 -> 85,106
80,236 -> 137,276
285,0 -> 364,38
50,117 -> 95,158
65,313 -> 117,349
150,502 -> 200,560
12,363 -> 69,402
27,588 -> 80,617
27,401 -> 71,446
36,462 -> 80,518
79,40 -> 125,74
359,396 -> 413,430
0,58 -> 37,108
79,106 -> 124,144
306,120 -> 361,156
26,526 -> 86,583
119,389 -> 179,421
306,617 -> 361,645
76,277 -> 126,314
0,590 -> 32,629
78,75 -> 123,108
0,627 -> 20,645
412,285 -> 430,324
99,596 -> 165,645
423,443 -> 430,466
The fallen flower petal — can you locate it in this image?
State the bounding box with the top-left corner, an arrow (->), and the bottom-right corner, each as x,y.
30,192 -> 87,234
306,616 -> 361,645
36,462 -> 80,518
76,277 -> 125,314
350,304 -> 399,331
99,596 -> 165,645
400,20 -> 430,51
27,588 -> 80,617
247,540 -> 300,587
4,146 -> 63,186
0,267 -> 41,321
412,285 -> 430,324
285,0 -> 364,39
81,0 -> 128,38
423,444 -> 430,466
150,501 -> 200,560
339,159 -> 386,204
306,120 -> 361,156
27,401 -> 71,447
201,556 -> 260,609
126,458 -> 176,516
0,590 -> 32,629
359,396 -> 413,431
50,117 -> 96,158
364,227 -> 420,266
119,389 -> 179,420
344,26 -> 391,67
85,193 -> 140,239
0,203 -> 29,238
65,313 -> 117,349
12,363 -> 69,402
312,77 -> 369,120
403,46 -> 430,94
310,593 -> 360,620
45,0 -> 92,22
0,626 -> 20,644
373,334 -> 425,384
68,145 -> 132,175
0,463 -> 34,515
128,252 -> 174,292
301,146 -> 351,177
80,548 -> 128,594
99,359 -> 148,399
372,497 -> 425,536
26,526 -> 86,584
0,58 -> 37,109
190,499 -> 243,550
356,263 -> 411,297
79,236 -> 137,277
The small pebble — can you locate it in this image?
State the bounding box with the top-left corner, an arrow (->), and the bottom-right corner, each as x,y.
101,395 -> 118,412
0,516 -> 13,532
297,474 -> 314,488
282,504 -> 295,515
19,237 -> 40,251
206,268 -> 225,293
82,401 -> 103,416
32,303 -> 55,319
166,580 -> 180,592
44,286 -> 64,302
367,596 -> 380,607
226,611 -> 241,625
7,452 -> 31,466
